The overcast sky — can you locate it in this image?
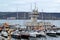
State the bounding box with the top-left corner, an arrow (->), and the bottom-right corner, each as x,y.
0,0 -> 60,12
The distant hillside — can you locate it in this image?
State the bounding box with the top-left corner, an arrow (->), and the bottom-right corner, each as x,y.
0,12 -> 60,20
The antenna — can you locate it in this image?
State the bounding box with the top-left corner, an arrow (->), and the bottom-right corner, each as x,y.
34,2 -> 38,12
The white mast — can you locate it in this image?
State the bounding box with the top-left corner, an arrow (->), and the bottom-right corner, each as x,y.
31,3 -> 39,23
17,8 -> 18,20
42,9 -> 43,20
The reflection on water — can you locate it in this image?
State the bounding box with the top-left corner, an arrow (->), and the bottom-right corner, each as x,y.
11,36 -> 60,40
0,20 -> 60,40
0,20 -> 60,27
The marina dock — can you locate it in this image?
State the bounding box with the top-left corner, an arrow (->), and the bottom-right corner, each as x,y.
0,3 -> 60,40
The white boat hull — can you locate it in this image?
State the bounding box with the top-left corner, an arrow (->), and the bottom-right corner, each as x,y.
29,31 -> 46,37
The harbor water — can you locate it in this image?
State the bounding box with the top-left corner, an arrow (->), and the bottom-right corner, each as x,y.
0,35 -> 60,40
11,36 -> 60,40
0,20 -> 60,27
0,20 -> 60,40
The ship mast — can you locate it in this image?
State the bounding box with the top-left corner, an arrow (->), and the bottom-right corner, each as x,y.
17,8 -> 18,20
42,9 -> 43,20
31,3 -> 39,23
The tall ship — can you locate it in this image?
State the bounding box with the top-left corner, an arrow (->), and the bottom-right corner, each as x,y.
25,6 -> 53,31
24,5 -> 57,37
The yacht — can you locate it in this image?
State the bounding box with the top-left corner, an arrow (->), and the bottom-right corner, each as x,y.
46,30 -> 56,37
29,30 -> 46,37
56,30 -> 60,35
36,31 -> 46,37
29,31 -> 38,37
